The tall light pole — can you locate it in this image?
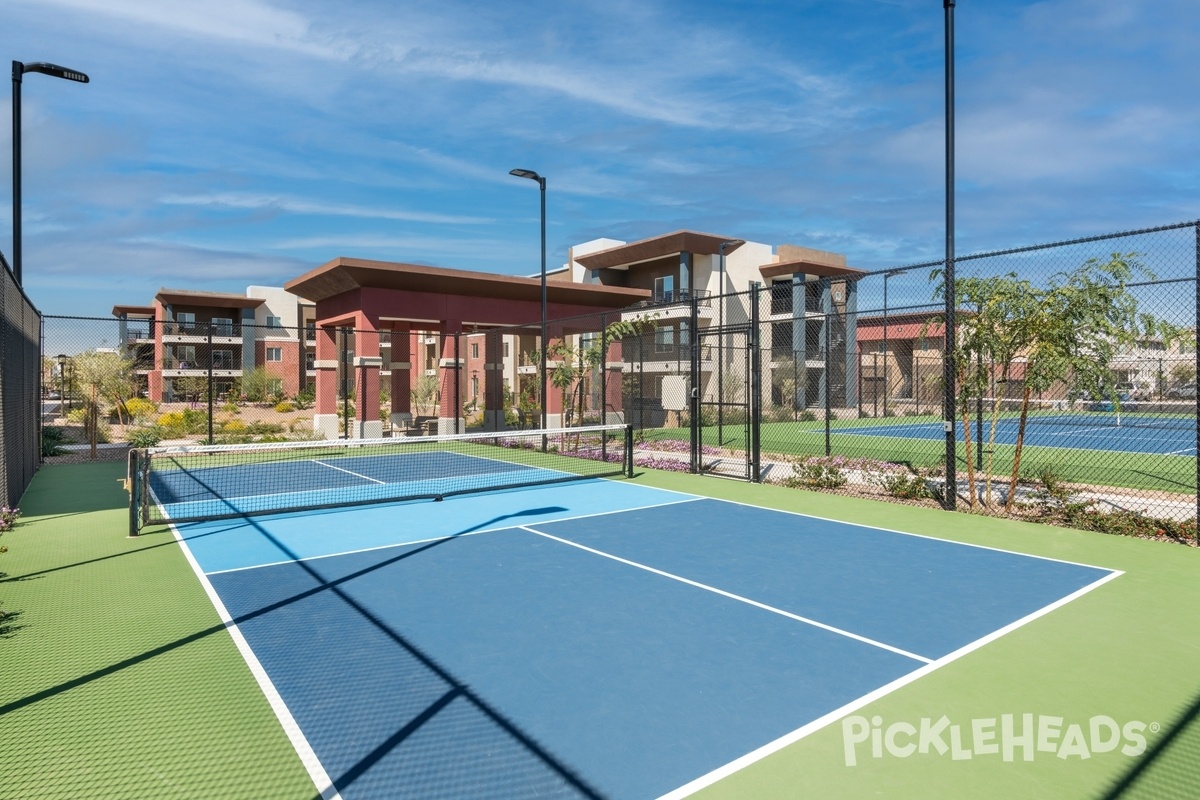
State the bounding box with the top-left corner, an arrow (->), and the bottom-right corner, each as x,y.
11,61 -> 89,287
882,269 -> 902,416
716,239 -> 743,445
943,0 -> 958,510
509,168 -> 547,432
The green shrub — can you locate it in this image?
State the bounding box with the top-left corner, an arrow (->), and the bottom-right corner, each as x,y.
785,456 -> 848,489
121,397 -> 158,420
275,401 -> 295,413
797,410 -> 817,422
880,471 -> 932,500
127,426 -> 162,448
41,425 -> 69,457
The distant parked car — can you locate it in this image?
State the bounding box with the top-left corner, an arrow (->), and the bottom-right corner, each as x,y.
1115,382 -> 1143,399
1167,383 -> 1197,400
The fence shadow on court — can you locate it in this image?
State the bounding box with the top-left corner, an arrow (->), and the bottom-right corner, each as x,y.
1101,686 -> 1200,800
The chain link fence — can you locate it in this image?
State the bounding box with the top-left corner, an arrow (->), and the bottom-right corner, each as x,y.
1,253 -> 41,509
36,220 -> 1199,538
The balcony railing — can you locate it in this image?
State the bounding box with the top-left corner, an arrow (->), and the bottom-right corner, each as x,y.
635,288 -> 711,309
162,322 -> 240,337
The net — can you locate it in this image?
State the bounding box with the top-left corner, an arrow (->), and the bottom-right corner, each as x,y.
129,424 -> 634,534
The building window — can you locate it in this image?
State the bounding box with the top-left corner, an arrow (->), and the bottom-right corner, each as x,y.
655,325 -> 676,353
175,345 -> 195,368
267,378 -> 283,395
504,342 -> 510,358
265,315 -> 282,328
471,342 -> 479,359
471,376 -> 479,398
266,347 -> 282,362
176,312 -> 195,333
212,317 -> 233,336
213,350 -> 233,369
654,275 -> 674,304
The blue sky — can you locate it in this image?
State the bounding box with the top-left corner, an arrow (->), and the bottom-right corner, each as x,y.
3,0 -> 1198,317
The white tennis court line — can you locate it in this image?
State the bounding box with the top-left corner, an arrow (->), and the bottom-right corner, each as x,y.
519,525 -> 934,665
312,459 -> 387,484
163,512 -> 344,800
655,567 -> 1123,800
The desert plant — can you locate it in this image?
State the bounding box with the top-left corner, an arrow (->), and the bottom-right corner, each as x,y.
127,426 -> 162,448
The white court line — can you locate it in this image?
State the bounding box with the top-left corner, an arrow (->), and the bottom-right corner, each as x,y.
520,526 -> 934,665
162,512 -> 344,800
205,493 -> 706,576
656,567 -> 1123,800
698,494 -> 1118,572
312,459 -> 387,484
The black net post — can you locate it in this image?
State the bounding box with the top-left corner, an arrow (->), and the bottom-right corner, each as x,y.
127,448 -> 141,536
625,424 -> 634,478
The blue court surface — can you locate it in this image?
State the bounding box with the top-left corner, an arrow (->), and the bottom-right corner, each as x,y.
174,479 -> 1119,799
829,413 -> 1195,456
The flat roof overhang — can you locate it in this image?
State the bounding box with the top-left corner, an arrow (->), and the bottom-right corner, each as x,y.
285,257 -> 649,308
574,231 -> 745,271
758,260 -> 868,281
111,305 -> 156,318
155,289 -> 266,309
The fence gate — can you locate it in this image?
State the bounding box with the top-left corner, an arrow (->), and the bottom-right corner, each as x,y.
695,324 -> 756,479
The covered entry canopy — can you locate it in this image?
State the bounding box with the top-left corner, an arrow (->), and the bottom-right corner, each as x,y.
283,257 -> 649,437
285,256 -> 647,329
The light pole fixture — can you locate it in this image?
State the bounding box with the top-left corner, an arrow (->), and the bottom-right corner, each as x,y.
716,239 -> 744,445
509,168 -> 547,432
882,269 -> 903,417
11,61 -> 89,287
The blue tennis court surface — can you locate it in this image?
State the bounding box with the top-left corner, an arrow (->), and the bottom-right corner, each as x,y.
175,480 -> 1118,799
829,414 -> 1195,455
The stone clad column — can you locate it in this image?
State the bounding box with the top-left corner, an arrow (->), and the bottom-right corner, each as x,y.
312,325 -> 340,439
483,330 -> 505,431
388,324 -> 412,430
353,318 -> 383,439
436,326 -> 463,435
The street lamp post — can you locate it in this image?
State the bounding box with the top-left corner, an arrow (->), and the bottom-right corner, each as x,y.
509,168 -> 547,433
882,269 -> 902,416
716,239 -> 743,445
11,61 -> 89,287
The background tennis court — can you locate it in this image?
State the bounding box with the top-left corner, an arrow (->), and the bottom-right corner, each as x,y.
818,413 -> 1194,457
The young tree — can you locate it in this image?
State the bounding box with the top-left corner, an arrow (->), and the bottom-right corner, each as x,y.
537,318 -> 652,431
1003,253 -> 1178,510
411,374 -> 440,416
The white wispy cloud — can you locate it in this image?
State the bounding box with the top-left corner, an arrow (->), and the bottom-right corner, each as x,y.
158,193 -> 492,225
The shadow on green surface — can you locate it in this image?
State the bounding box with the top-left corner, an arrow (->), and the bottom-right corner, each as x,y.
0,608 -> 25,638
0,537 -> 180,585
1101,686 -> 1200,800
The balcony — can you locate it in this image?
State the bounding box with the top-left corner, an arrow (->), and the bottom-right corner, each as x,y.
161,321 -> 241,341
634,287 -> 711,309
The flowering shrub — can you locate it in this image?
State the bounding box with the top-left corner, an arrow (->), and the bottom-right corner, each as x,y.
786,456 -> 849,489
0,506 -> 19,534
